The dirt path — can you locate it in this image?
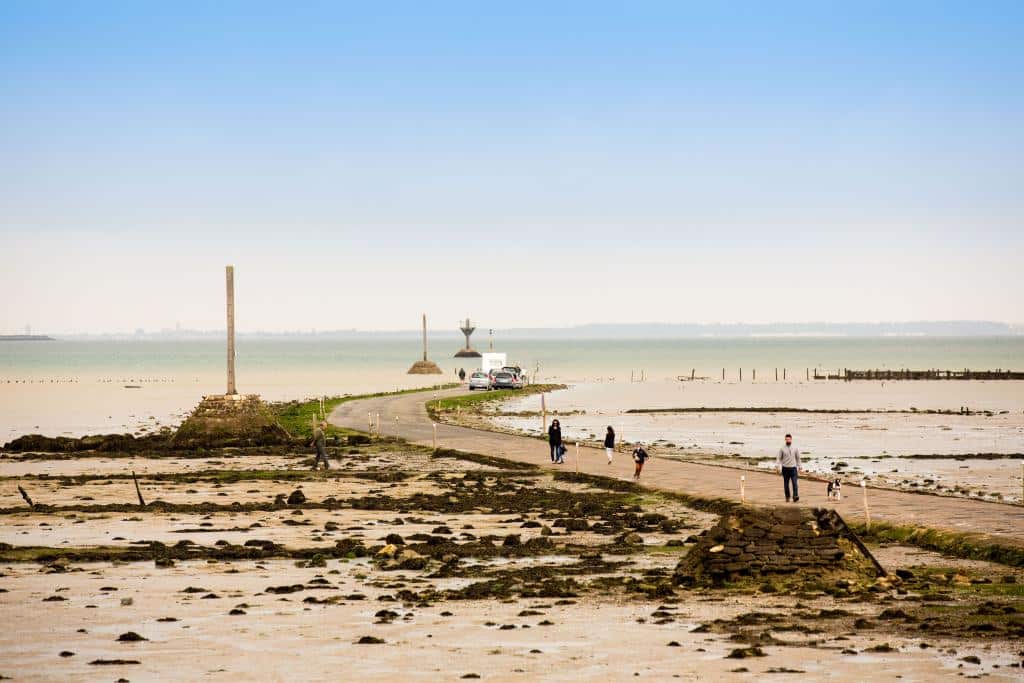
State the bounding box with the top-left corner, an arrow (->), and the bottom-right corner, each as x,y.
330,387 -> 1024,548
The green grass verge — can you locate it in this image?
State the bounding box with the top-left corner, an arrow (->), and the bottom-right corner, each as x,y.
273,384 -> 458,439
426,383 -> 566,421
852,521 -> 1024,568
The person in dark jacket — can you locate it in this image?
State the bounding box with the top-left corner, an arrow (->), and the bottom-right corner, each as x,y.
604,426 -> 615,464
548,419 -> 562,463
631,442 -> 649,481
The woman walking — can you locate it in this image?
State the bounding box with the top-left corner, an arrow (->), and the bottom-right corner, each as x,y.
631,442 -> 649,481
604,426 -> 615,464
548,419 -> 563,464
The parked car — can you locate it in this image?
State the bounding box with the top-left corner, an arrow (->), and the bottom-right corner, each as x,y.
468,371 -> 492,391
491,371 -> 522,389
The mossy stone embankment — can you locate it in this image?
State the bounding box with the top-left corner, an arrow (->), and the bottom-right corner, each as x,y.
674,506 -> 883,588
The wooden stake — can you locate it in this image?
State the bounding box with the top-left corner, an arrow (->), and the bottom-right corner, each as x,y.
861,479 -> 870,530
368,411 -> 373,433
17,485 -> 34,509
432,422 -> 438,450
575,442 -> 580,473
376,412 -> 381,434
740,475 -> 746,504
132,471 -> 146,508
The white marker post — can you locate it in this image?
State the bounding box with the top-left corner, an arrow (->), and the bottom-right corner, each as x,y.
368,412 -> 373,433
740,475 -> 746,504
432,423 -> 438,450
375,412 -> 380,434
575,442 -> 580,474
861,479 -> 870,530
394,415 -> 399,436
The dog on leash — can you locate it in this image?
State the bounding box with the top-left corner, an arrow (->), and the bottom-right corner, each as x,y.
826,478 -> 842,501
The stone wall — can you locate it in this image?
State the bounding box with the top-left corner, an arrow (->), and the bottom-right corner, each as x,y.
674,506 -> 883,586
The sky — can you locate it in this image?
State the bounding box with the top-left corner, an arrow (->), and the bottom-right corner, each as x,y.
1,1 -> 1022,333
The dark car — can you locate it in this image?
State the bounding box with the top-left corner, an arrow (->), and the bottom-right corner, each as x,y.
491,371 -> 521,389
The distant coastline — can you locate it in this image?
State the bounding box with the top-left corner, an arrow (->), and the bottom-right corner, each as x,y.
0,335 -> 55,342
47,320 -> 1021,341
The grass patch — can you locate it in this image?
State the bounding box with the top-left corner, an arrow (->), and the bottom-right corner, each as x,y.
854,521 -> 1024,568
426,384 -> 566,421
273,384 -> 457,439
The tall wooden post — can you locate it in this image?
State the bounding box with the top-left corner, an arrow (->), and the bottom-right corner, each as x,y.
421,314 -> 428,362
226,265 -> 237,395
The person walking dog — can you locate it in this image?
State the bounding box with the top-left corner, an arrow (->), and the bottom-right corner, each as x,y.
776,433 -> 801,502
311,421 -> 330,471
604,426 -> 616,464
548,419 -> 563,464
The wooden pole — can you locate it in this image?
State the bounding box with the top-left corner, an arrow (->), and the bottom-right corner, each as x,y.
17,485 -> 34,509
541,394 -> 547,433
722,368 -> 725,381
739,368 -> 742,382
375,412 -> 381,434
752,369 -> 756,381
432,423 -> 437,450
783,368 -> 786,380
225,265 -> 237,395
861,479 -> 870,530
575,442 -> 580,473
421,313 -> 428,362
740,475 -> 745,504
132,471 -> 146,507
368,411 -> 373,433
691,368 -> 695,380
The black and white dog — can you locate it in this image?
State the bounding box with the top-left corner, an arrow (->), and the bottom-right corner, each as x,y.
826,478 -> 842,501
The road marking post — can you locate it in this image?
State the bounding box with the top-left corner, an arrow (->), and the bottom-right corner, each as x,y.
740,475 -> 746,503
375,412 -> 380,434
861,479 -> 870,530
432,422 -> 438,450
575,442 -> 580,474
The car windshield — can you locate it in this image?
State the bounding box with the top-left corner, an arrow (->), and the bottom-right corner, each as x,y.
471,373 -> 486,378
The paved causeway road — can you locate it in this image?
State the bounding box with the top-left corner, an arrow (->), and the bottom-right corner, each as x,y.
331,387 -> 1024,549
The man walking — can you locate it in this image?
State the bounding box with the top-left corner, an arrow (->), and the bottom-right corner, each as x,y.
776,433 -> 800,502
311,420 -> 330,470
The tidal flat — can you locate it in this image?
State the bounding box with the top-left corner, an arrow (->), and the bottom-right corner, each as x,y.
1,438 -> 1022,680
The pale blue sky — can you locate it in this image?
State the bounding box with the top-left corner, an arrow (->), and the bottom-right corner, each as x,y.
1,2 -> 1021,332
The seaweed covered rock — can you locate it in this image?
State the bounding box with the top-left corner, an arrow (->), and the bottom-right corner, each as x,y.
172,394 -> 290,448
673,506 -> 884,587
2,432 -> 166,453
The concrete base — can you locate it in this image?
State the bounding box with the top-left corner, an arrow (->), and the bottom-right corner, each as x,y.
407,360 -> 443,375
454,348 -> 482,358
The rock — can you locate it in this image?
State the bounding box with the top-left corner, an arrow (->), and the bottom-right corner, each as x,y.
540,525 -> 553,536
287,489 -> 306,505
384,533 -> 405,546
356,636 -> 385,644
376,544 -> 398,558
116,632 -> 147,642
620,532 -> 644,546
502,534 -> 521,547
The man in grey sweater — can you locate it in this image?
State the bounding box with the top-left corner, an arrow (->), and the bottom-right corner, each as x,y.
776,433 -> 801,502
